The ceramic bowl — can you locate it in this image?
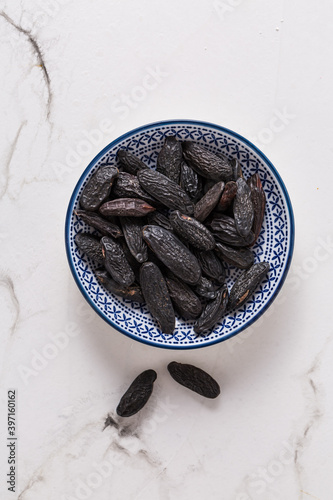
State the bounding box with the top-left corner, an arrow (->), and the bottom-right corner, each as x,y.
65,120 -> 294,349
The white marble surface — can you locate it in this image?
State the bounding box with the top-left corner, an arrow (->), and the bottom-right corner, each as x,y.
0,1 -> 333,499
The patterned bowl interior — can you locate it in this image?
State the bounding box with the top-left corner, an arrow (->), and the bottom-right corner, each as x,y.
65,120 -> 294,349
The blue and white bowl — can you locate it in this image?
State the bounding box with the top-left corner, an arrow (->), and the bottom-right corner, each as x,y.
65,120 -> 294,349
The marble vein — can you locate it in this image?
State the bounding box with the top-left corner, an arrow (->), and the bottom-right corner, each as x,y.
293,339 -> 331,498
300,490 -> 321,500
104,412 -> 139,437
0,274 -> 20,336
17,475 -> 44,500
17,422 -> 97,499
0,10 -> 52,117
0,120 -> 26,199
103,412 -> 158,464
103,414 -> 119,431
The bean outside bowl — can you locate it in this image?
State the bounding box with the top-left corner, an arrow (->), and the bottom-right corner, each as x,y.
65,120 -> 294,349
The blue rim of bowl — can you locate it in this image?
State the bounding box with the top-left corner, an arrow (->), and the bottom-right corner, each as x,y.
65,119 -> 295,350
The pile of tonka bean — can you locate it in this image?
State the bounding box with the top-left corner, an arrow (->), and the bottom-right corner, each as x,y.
74,136 -> 270,336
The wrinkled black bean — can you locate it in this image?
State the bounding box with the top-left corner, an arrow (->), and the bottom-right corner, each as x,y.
96,270 -> 144,303
75,233 -> 104,265
194,181 -> 224,222
120,217 -> 148,263
138,169 -> 194,215
194,285 -> 229,335
193,276 -> 220,300
156,136 -> 182,183
147,211 -> 174,232
217,181 -> 237,212
140,262 -> 175,334
121,240 -> 142,277
117,369 -> 157,417
167,362 -> 220,399
183,141 -> 233,181
231,158 -> 243,180
169,211 -> 215,251
74,210 -> 123,239
195,250 -> 226,284
180,161 -> 203,201
247,173 -> 266,244
113,172 -> 158,205
215,242 -> 254,269
101,236 -> 135,286
228,262 -> 270,310
142,225 -> 201,285
210,214 -> 255,246
233,178 -> 254,238
117,150 -> 149,175
80,165 -> 118,211
100,198 -> 156,217
166,275 -> 202,320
